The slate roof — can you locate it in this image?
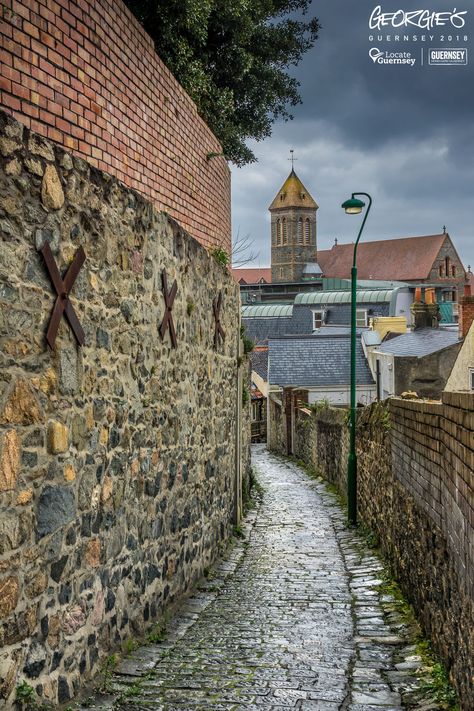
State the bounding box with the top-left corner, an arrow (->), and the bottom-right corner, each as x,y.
303,262 -> 323,275
232,268 -> 272,284
250,347 -> 269,381
362,330 -> 382,346
268,335 -> 374,387
243,317 -> 293,342
318,234 -> 448,281
375,328 -> 460,358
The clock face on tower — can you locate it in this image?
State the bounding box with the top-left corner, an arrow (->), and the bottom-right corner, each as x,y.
269,168 -> 319,283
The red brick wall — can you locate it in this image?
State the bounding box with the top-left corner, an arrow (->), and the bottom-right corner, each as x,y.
459,295 -> 474,338
0,0 -> 231,251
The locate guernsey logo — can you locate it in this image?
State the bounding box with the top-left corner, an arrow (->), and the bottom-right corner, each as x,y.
369,47 -> 416,65
429,47 -> 468,63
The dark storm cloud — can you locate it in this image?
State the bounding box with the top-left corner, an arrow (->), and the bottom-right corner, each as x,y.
294,0 -> 474,149
232,0 -> 474,267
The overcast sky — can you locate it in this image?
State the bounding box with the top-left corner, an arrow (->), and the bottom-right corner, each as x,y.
231,0 -> 473,270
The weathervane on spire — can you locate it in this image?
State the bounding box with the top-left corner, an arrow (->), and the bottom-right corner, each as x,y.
288,149 -> 297,170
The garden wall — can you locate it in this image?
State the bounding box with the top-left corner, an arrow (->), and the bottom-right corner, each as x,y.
0,0 -> 230,250
0,110 -> 242,706
270,395 -> 474,707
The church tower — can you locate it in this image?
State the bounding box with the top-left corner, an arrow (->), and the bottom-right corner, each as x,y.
269,168 -> 319,283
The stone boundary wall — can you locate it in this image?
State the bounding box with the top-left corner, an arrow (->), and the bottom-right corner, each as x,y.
267,394 -> 286,455
272,397 -> 473,707
0,0 -> 230,251
0,111 -> 241,706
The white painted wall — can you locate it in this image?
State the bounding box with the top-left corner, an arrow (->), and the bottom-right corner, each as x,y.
445,320 -> 474,392
307,385 -> 377,407
374,353 -> 395,399
395,289 -> 414,322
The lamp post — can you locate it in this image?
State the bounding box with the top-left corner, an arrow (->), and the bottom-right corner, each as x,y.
341,192 -> 373,526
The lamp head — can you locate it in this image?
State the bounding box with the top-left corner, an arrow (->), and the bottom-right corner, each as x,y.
342,197 -> 365,215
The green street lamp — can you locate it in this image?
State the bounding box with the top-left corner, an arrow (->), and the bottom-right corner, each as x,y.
341,192 -> 373,526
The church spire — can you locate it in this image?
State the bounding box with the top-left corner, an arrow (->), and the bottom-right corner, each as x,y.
269,160 -> 319,283
268,168 -> 318,211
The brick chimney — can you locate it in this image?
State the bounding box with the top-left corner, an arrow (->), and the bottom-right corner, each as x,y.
410,288 -> 440,329
459,284 -> 474,338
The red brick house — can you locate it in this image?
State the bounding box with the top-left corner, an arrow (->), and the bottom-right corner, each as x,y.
317,233 -> 467,299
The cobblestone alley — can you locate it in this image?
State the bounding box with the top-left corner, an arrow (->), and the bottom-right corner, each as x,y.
82,447 -> 434,710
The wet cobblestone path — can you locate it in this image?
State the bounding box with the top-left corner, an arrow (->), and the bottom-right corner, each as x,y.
82,447 -> 434,710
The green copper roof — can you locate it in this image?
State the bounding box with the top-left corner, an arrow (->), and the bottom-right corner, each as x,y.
294,289 -> 397,305
242,304 -> 293,319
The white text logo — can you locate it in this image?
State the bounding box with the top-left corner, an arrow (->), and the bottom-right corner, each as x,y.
369,47 -> 417,65
369,6 -> 467,30
429,47 -> 468,63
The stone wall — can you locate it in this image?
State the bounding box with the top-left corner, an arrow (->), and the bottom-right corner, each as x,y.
0,0 -> 230,251
293,405 -> 348,495
271,396 -> 473,708
427,234 -> 467,292
270,207 -> 318,283
393,344 -> 462,398
267,394 -> 286,455
0,111 -> 242,706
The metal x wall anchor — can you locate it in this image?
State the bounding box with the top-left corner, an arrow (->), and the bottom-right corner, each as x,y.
213,291 -> 225,349
39,242 -> 86,350
159,269 -> 178,348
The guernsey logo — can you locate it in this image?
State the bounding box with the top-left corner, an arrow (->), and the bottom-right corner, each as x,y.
428,47 -> 468,63
369,47 -> 417,65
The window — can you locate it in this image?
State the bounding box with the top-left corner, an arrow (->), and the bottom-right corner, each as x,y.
356,309 -> 368,327
271,222 -> 276,246
470,368 -> 474,391
282,218 -> 287,244
313,310 -> 324,329
445,256 -> 450,276
439,264 -> 444,277
276,219 -> 281,245
252,401 -> 259,421
279,267 -> 283,278
304,218 -> 310,244
297,218 -> 303,244
452,265 -> 456,277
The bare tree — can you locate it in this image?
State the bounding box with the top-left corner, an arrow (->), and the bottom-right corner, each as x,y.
231,230 -> 260,267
